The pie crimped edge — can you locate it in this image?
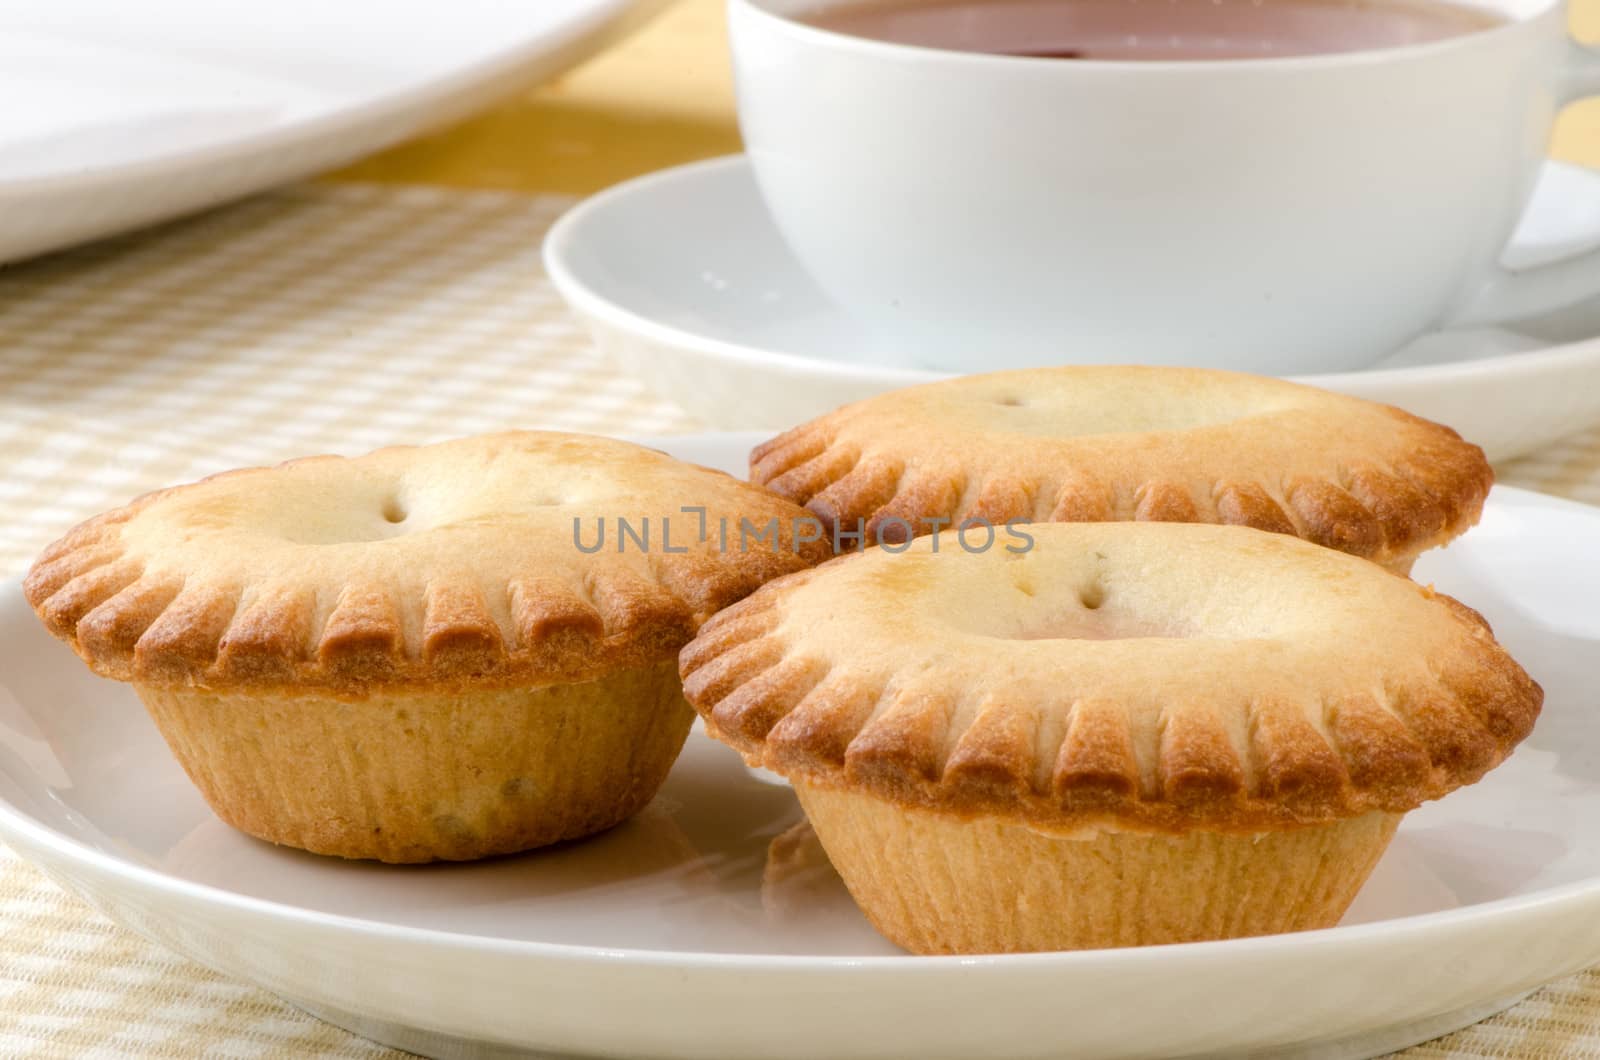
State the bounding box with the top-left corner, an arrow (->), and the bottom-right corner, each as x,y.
750,367 -> 1493,569
679,522 -> 1542,834
26,431 -> 829,693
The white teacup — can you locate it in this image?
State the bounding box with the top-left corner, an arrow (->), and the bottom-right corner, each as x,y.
731,0 -> 1600,375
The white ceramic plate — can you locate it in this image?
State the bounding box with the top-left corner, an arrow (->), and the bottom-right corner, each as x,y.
3,433 -> 1600,1060
0,0 -> 665,264
546,157 -> 1600,460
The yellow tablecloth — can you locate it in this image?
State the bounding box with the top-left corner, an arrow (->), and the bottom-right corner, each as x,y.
4,1 -> 1600,1057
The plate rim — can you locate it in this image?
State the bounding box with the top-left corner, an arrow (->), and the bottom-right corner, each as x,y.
0,0 -> 668,196
543,153 -> 1600,390
2,476 -> 1598,975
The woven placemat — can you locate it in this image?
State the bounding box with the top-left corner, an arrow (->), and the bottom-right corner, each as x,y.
1,183 -> 1598,1059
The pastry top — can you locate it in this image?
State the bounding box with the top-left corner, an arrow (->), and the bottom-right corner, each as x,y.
680,522 -> 1541,833
751,367 -> 1492,569
26,432 -> 828,692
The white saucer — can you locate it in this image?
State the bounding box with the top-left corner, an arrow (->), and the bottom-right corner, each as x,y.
0,0 -> 664,264
4,432 -> 1600,1059
546,157 -> 1600,459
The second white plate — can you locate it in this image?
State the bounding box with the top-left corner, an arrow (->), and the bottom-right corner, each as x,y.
0,0 -> 664,263
547,157 -> 1600,459
2,434 -> 1600,1058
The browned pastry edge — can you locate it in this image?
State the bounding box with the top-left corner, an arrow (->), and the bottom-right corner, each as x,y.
25,446 -> 830,694
678,573 -> 1543,834
750,401 -> 1492,568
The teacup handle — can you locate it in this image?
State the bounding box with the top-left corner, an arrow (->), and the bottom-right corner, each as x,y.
1448,42 -> 1600,325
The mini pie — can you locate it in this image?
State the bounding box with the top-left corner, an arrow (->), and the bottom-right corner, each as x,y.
751,367 -> 1492,572
679,522 -> 1541,953
25,432 -> 827,863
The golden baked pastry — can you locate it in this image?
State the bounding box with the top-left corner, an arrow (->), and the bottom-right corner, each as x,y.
680,522 -> 1541,953
26,432 -> 827,863
752,367 -> 1491,571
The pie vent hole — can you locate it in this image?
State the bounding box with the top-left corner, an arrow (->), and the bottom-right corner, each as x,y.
381,497 -> 408,524
997,395 -> 1025,407
1079,581 -> 1106,610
